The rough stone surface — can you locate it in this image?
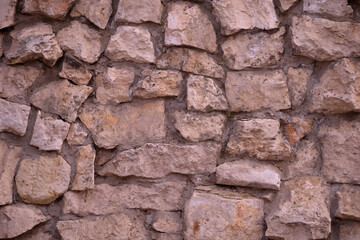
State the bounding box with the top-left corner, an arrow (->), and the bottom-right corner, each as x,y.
226,119 -> 291,161
105,26 -> 155,63
165,2 -> 217,53
152,212 -> 182,233
6,23 -> 63,66
225,70 -> 291,112
63,181 -> 187,216
15,155 -> 71,204
22,0 -> 75,19
66,122 -> 88,146
291,16 -> 360,61
71,145 -> 95,191
152,233 -> 182,240
0,0 -> 17,29
336,185 -> 360,221
303,0 -> 353,17
57,21 -> 103,64
287,67 -> 313,107
222,27 -> 285,70
14,225 -> 54,240
115,0 -> 163,24
59,58 -> 92,85
266,177 -> 331,240
79,99 -> 166,149
285,117 -> 312,145
339,222 -> 360,240
0,34 -> 3,57
30,79 -> 93,122
0,98 -> 31,136
216,160 -> 281,190
212,0 -> 279,35
279,0 -> 298,12
98,142 -> 221,178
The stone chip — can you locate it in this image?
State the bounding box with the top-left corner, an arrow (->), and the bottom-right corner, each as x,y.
59,57 -> 92,85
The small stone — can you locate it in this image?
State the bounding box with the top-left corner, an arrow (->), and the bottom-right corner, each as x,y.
63,181 -> 187,216
222,27 -> 285,70
0,0 -> 17,29
133,69 -> 182,98
303,0 -> 353,17
339,222 -> 360,240
70,0 -> 112,29
57,21 -> 103,64
152,212 -> 182,233
226,119 -> 291,161
30,79 -> 93,122
266,177 -> 331,240
187,75 -> 228,112
6,23 -> 63,66
172,110 -> 226,142
279,0 -> 299,12
0,98 -> 31,136
71,145 -> 95,191
0,204 -> 50,239
22,0 -> 75,19
287,67 -> 313,107
225,70 -> 291,112
115,0 -> 163,24
98,142 -> 220,178
59,57 -> 92,85
212,0 -> 279,35
79,99 -> 166,149
30,112 -> 70,151
105,26 -> 155,64
66,122 -> 88,146
216,160 -> 281,190
336,185 -> 360,221
285,117 -> 312,145
165,2 -> 217,53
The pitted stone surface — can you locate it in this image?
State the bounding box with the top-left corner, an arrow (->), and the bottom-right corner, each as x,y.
22,0 -> 75,19
287,67 -> 313,107
303,0 -> 353,17
59,58 -> 92,85
0,98 -> 31,136
336,185 -> 360,221
115,0 -> 163,24
71,145 -> 95,191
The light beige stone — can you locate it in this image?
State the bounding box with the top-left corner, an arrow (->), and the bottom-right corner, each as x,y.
0,98 -> 31,136
285,117 -> 312,145
287,67 -> 313,107
105,26 -> 155,63
153,212 -> 182,233
59,58 -> 92,85
222,27 -> 285,70
66,122 -> 88,146
336,185 -> 360,221
279,0 -> 299,12
303,0 -> 353,17
71,145 -> 95,191
339,222 -> 360,240
15,155 -> 71,204
115,0 -> 163,24
225,70 -> 291,112
266,177 -> 331,239
165,2 -> 217,53
0,0 -> 17,29
22,0 -> 75,19
212,0 -> 279,35
226,119 -> 291,161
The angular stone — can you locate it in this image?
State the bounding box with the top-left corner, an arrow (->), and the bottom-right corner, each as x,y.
152,232 -> 182,240
133,69 -> 182,98
266,177 -> 331,240
279,0 -> 299,12
63,181 -> 187,216
98,142 -> 220,178
172,111 -> 226,142
225,70 -> 291,112
30,79 -> 93,122
152,212 -> 182,233
285,117 -> 312,145
216,160 -> 281,190
303,0 -> 353,17
187,75 -> 228,112
0,204 -> 50,239
336,185 -> 360,221
95,66 -> 135,104
156,48 -> 224,79
291,16 -> 360,61
339,222 -> 360,240
70,0 -> 112,29
6,23 -> 63,66
165,2 -> 217,53
0,0 -> 17,29
59,57 -> 92,85
212,0 -> 279,35
105,26 -> 155,63
14,225 -> 55,240
71,145 -> 95,191
15,155 -> 71,204
226,119 -> 291,161
57,21 -> 103,64
79,99 -> 166,149
66,122 -> 88,146
185,189 -> 264,239
30,112 -> 70,151
22,0 -> 75,19
287,67 -> 313,107
222,27 -> 285,70
115,0 -> 163,24
0,98 -> 31,136
0,141 -> 21,205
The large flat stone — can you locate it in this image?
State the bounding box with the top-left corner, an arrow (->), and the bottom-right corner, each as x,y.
0,0 -> 17,29
71,145 -> 95,191
0,98 -> 31,136
303,0 -> 353,17
22,0 -> 75,19
336,185 -> 360,221
115,0 -> 163,24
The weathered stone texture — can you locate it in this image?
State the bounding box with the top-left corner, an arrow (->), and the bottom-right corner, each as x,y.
279,0 -> 298,12
0,98 -> 31,136
339,222 -> 360,240
115,0 -> 163,24
152,212 -> 182,234
66,122 -> 88,146
285,117 -> 312,145
14,225 -> 55,240
0,0 -> 17,29
303,0 -> 353,17
22,0 -> 75,19
71,0 -> 112,29
0,34 -> 3,57
71,145 -> 95,191
59,58 -> 92,85
287,67 -> 313,107
336,185 -> 360,221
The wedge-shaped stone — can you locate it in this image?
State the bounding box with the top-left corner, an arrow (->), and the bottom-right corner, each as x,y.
71,145 -> 95,191
15,225 -> 54,240
152,212 -> 182,234
66,122 -> 88,146
279,0 -> 298,12
22,0 -> 75,19
115,0 -> 163,24
59,57 -> 92,85
287,67 -> 313,107
285,117 -> 312,145
336,185 -> 360,221
0,98 -> 31,136
339,222 -> 360,240
0,0 -> 17,29
303,0 -> 353,17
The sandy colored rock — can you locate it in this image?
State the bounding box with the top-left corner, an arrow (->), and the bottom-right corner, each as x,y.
0,204 -> 50,239
152,233 -> 182,240
71,145 -> 95,191
212,0 -> 279,35
165,2 -> 217,53
153,212 -> 182,233
216,160 -> 281,190
287,67 -> 313,107
225,70 -> 291,112
266,177 -> 331,239
279,0 -> 299,12
95,66 -> 135,104
6,23 -> 63,66
291,16 -> 360,61
172,111 -> 226,142
115,0 -> 163,24
187,75 -> 228,112
98,142 -> 220,178
285,117 -> 312,145
30,79 -> 93,122
15,155 -> 71,204
339,222 -> 360,240
59,57 -> 92,85
133,69 -> 182,98
57,21 -> 103,64
105,26 -> 155,63
66,122 -> 88,146
226,119 -> 291,161
303,0 -> 353,17
22,0 -> 75,19
63,181 -> 187,216
336,185 -> 360,221
0,98 -> 31,136
14,225 -> 55,240
0,0 -> 17,29
79,99 -> 166,149
222,27 -> 285,70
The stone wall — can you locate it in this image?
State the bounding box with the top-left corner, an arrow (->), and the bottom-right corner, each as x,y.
0,0 -> 360,239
